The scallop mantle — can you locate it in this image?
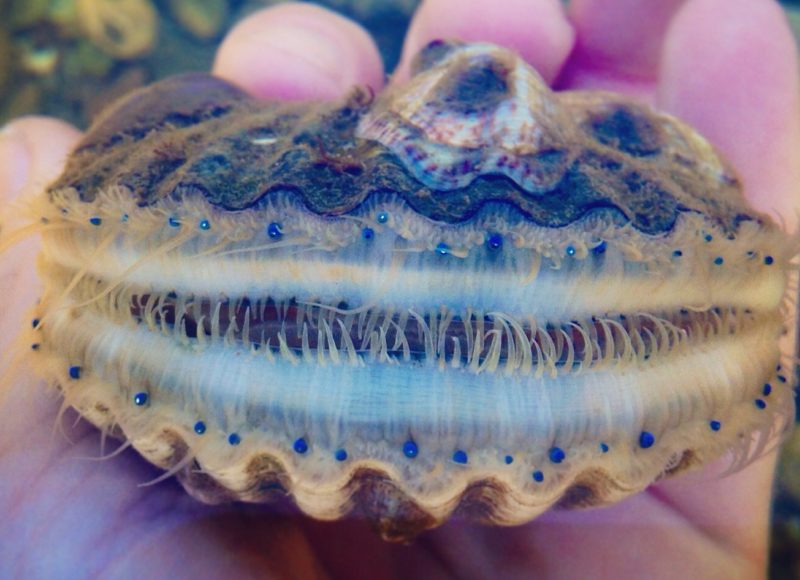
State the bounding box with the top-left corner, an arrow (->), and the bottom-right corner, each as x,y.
19,41 -> 795,542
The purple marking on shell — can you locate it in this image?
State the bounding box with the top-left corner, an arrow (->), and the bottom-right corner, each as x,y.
5,41 -> 796,542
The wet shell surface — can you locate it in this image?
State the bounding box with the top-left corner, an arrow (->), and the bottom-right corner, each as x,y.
15,41 -> 796,541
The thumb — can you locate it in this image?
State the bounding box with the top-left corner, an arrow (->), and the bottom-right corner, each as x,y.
0,117 -> 82,205
0,117 -> 81,356
0,116 -> 83,249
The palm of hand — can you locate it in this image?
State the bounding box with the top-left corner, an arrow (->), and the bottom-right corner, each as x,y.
1,1 -> 798,578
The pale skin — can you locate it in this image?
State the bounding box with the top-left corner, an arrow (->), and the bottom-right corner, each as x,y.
0,0 -> 798,577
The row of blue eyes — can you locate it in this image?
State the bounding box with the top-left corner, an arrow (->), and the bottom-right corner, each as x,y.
69,217 -> 781,476
87,212 -> 506,250
85,213 -> 776,265
53,361 -> 777,483
26,316 -> 777,475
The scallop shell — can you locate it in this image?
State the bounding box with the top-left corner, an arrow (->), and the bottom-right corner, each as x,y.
15,41 -> 795,541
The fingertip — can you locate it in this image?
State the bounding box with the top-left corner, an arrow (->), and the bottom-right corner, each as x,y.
659,0 -> 800,226
394,0 -> 574,84
212,3 -> 384,101
559,0 -> 687,94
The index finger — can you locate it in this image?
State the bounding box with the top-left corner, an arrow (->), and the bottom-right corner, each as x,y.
212,3 -> 385,101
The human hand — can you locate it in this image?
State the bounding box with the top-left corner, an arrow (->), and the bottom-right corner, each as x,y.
1,1 -> 798,577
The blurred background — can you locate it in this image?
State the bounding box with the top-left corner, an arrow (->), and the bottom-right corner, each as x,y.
0,0 -> 419,126
0,0 -> 798,577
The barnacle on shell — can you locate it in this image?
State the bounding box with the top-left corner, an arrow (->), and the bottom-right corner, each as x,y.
9,41 -> 795,541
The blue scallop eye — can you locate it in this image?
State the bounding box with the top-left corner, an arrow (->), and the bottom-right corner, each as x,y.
199,219 -> 211,231
403,440 -> 418,458
532,470 -> 544,482
228,433 -> 241,446
168,217 -> 181,228
193,421 -> 207,435
452,450 -> 468,464
376,211 -> 389,224
133,392 -> 149,406
335,449 -> 348,461
267,222 -> 283,239
504,455 -> 514,465
362,227 -> 375,240
293,437 -> 309,454
487,233 -> 503,250
565,245 -> 576,257
548,447 -> 566,463
639,431 -> 656,448
89,216 -> 102,226
436,242 -> 450,255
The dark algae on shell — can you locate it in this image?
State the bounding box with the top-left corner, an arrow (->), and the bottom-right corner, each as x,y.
12,41 -> 795,541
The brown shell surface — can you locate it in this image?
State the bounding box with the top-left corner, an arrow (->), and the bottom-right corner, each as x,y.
51,43 -> 756,234
31,41 -> 793,542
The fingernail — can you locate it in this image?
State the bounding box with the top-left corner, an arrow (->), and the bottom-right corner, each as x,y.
0,122 -> 32,205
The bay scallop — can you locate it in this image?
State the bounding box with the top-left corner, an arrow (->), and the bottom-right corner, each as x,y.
4,41 -> 795,541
